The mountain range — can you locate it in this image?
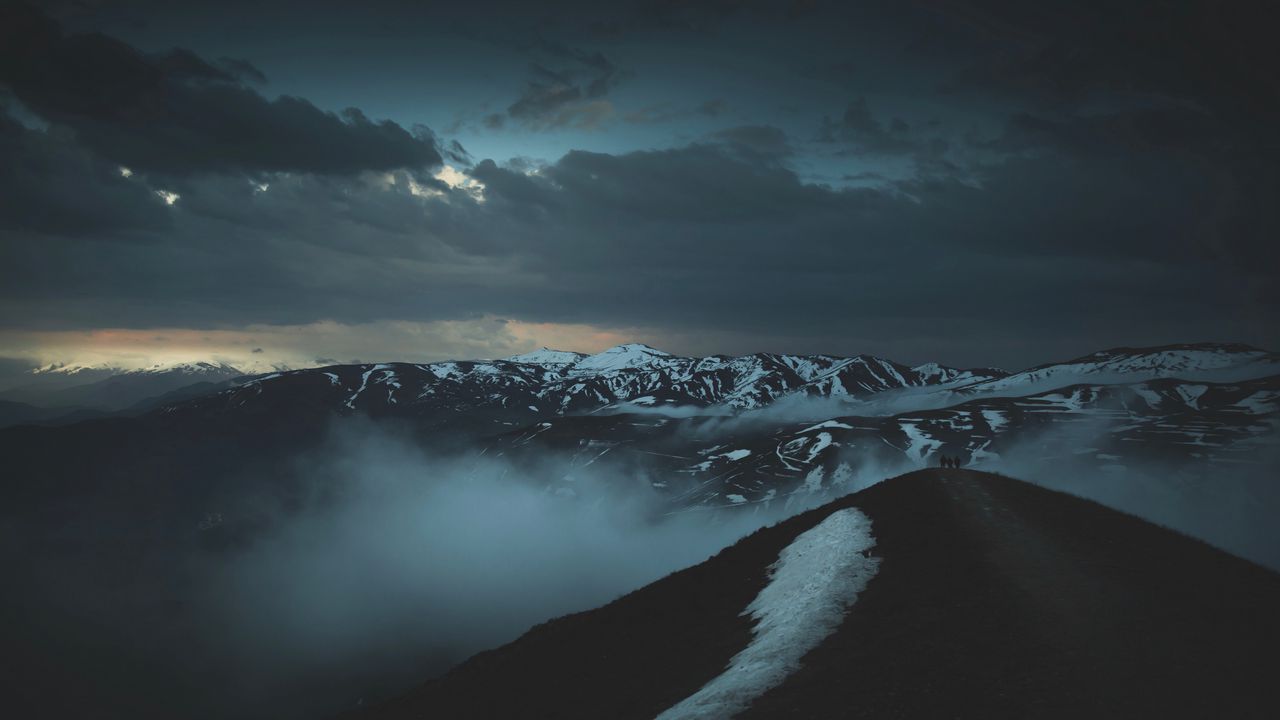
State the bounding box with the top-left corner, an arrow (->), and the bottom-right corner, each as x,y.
1,341 -> 1277,719
146,341 -> 1279,511
5,341 -> 1277,522
0,361 -> 246,424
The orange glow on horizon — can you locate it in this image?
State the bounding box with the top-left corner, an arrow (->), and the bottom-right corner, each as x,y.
0,317 -> 658,372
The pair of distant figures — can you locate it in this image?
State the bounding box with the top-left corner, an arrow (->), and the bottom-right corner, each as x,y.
940,455 -> 964,469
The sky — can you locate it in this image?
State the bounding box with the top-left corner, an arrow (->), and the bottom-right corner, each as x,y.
1,0 -> 1277,375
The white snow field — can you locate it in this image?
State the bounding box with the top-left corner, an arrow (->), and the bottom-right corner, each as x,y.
656,508 -> 881,720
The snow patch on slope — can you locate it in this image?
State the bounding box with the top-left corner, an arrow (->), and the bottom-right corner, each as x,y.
981,409 -> 1008,432
656,508 -> 880,720
1175,384 -> 1207,409
899,421 -> 942,464
1233,391 -> 1278,415
799,419 -> 854,433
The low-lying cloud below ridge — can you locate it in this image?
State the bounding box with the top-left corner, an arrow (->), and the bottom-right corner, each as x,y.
971,416 -> 1280,572
6,410 -> 1276,720
181,427 -> 806,718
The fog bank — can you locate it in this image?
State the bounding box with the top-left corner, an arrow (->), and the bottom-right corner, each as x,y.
188,426 -> 792,717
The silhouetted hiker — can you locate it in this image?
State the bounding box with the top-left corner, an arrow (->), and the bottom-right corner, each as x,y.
954,455 -> 964,468
940,455 -> 951,469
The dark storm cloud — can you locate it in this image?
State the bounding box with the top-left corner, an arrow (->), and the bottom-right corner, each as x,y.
924,0 -> 1280,322
813,96 -> 961,182
974,105 -> 1279,312
799,61 -> 859,91
500,43 -> 623,130
935,0 -> 1279,126
465,140 -> 1216,298
624,98 -> 729,125
989,106 -> 1222,156
5,113 -> 1273,365
214,57 -> 268,85
710,125 -> 791,159
817,97 -> 913,154
930,0 -> 1278,170
586,0 -> 812,37
699,99 -> 729,117
0,3 -> 441,176
443,139 -> 474,166
0,109 -> 171,236
1,1 -> 1278,367
509,66 -> 577,119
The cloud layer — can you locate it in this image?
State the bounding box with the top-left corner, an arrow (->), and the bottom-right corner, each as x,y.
1,1 -> 1277,369
0,4 -> 441,177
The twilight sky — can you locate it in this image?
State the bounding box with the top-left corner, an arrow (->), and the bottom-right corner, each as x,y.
1,0 -> 1277,375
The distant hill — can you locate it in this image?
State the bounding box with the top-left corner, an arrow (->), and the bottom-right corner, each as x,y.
0,361 -> 245,412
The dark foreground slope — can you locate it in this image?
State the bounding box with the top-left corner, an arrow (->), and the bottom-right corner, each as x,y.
359,469 -> 1280,719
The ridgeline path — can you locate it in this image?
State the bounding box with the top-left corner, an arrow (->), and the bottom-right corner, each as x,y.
362,469 -> 1280,719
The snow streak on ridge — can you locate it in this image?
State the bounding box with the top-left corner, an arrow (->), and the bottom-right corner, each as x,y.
656,508 -> 881,720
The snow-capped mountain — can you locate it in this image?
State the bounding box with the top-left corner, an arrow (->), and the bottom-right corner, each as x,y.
0,361 -> 246,411
29,360 -> 243,379
909,361 -> 1003,386
10,342 -> 1279,514
960,343 -> 1280,394
451,343 -> 1279,512
171,342 -> 1280,425
504,348 -> 588,366
644,374 -> 1279,509
173,343 -> 1006,421
153,344 -> 1279,493
562,343 -> 673,374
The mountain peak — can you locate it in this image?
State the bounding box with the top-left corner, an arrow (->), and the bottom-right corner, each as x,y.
570,343 -> 676,373
32,360 -> 244,377
134,361 -> 244,376
505,348 -> 587,366
911,361 -> 957,381
31,362 -> 113,376
597,343 -> 671,356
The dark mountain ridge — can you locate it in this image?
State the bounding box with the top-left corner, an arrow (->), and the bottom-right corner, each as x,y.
359,469 -> 1280,719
